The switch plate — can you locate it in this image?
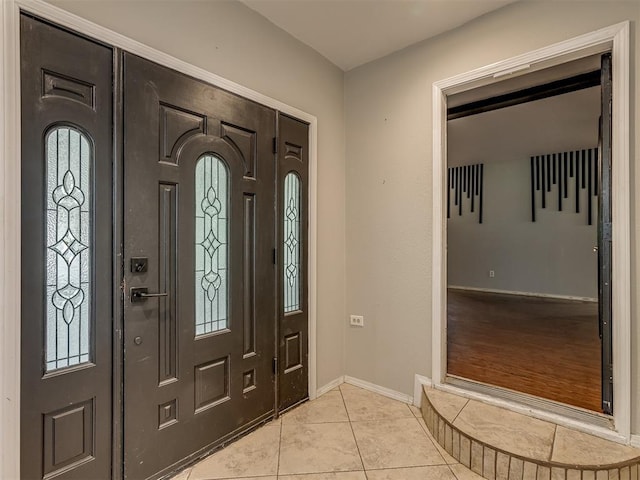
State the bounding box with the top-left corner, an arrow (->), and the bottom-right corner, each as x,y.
489,270 -> 495,278
350,315 -> 364,327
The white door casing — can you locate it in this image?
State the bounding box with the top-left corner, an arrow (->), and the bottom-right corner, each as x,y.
431,22 -> 631,443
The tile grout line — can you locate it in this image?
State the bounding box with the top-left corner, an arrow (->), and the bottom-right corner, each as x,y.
451,399 -> 470,425
276,416 -> 284,477
448,463 -> 464,480
549,425 -> 558,463
339,385 -> 368,474
339,384 -> 354,423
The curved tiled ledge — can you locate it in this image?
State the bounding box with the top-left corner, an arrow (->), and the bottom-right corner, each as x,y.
421,387 -> 640,480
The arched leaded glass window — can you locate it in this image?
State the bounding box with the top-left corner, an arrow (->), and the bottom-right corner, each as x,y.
195,154 -> 229,335
284,172 -> 301,313
45,126 -> 92,372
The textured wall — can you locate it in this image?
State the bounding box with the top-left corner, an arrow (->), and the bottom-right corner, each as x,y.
345,0 -> 639,431
447,87 -> 600,299
448,158 -> 598,299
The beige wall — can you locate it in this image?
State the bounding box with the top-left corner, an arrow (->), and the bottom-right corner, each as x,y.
447,87 -> 601,299
48,0 -> 347,389
448,158 -> 598,299
345,0 -> 639,431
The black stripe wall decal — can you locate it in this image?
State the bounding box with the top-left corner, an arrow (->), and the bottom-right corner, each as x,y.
454,167 -> 458,206
471,165 -> 476,213
575,151 -> 580,213
530,158 -> 536,222
458,164 -> 463,216
546,155 -> 551,192
479,164 -> 484,224
447,169 -> 451,218
530,148 -> 598,225
557,153 -> 562,212
587,149 -> 592,225
447,163 -> 484,224
563,152 -> 568,199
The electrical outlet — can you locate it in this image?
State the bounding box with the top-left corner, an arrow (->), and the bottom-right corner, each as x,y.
489,270 -> 495,278
350,315 -> 364,327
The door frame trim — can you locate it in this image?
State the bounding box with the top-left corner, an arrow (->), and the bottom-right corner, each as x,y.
1,1 -> 318,478
431,22 -> 631,443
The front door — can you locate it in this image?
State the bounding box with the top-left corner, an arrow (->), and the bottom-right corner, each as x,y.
21,17 -> 310,479
122,54 -> 277,479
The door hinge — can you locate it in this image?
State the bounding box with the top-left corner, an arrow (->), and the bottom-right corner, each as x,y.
273,248 -> 276,265
602,222 -> 612,242
608,363 -> 614,384
272,357 -> 278,374
273,137 -> 278,155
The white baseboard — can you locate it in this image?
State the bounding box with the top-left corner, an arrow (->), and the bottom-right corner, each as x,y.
413,374 -> 432,407
343,375 -> 413,404
316,376 -> 345,397
448,285 -> 597,303
630,434 -> 640,448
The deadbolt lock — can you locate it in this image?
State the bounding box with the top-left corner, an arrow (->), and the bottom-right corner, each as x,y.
131,257 -> 148,273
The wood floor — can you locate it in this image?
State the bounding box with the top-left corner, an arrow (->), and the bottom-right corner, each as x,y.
447,289 -> 602,412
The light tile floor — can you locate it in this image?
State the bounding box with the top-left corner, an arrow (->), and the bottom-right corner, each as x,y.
170,383 -> 483,480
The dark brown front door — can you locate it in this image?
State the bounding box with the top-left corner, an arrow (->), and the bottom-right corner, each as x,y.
20,15 -> 114,480
123,54 -> 277,479
21,17 -> 310,479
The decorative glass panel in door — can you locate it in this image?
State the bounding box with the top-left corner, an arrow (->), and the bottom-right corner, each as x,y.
45,126 -> 92,371
283,172 -> 301,313
195,154 -> 229,335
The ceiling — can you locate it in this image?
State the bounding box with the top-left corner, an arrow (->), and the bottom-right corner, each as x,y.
448,86 -> 601,167
241,0 -> 517,71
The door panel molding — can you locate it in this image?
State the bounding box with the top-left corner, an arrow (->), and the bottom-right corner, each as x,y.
432,22 -> 631,443
2,1 -> 318,479
123,52 -> 279,479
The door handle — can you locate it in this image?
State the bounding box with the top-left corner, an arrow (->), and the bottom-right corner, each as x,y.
130,287 -> 168,303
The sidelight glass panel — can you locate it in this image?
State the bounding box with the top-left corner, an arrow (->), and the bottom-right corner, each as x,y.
195,155 -> 229,335
45,126 -> 92,372
284,172 -> 301,313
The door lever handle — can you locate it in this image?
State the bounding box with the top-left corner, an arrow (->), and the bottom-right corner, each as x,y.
130,287 -> 168,302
